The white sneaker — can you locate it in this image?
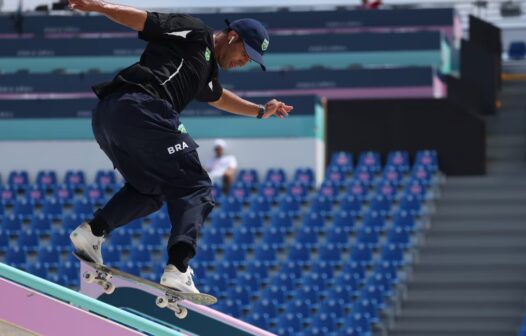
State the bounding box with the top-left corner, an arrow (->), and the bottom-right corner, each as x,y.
161,264 -> 199,293
70,222 -> 105,264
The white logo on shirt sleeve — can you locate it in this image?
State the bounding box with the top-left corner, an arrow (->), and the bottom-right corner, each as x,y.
164,30 -> 192,38
208,81 -> 214,91
161,59 -> 184,86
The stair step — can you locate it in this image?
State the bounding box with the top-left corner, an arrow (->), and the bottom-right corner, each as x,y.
392,318 -> 517,332
423,236 -> 526,247
433,204 -> 526,216
406,289 -> 524,301
415,257 -> 526,266
411,272 -> 526,284
428,224 -> 526,233
399,308 -> 520,319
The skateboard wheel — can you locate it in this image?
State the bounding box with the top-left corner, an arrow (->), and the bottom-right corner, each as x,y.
175,307 -> 188,319
103,282 -> 115,294
156,296 -> 168,308
83,272 -> 95,283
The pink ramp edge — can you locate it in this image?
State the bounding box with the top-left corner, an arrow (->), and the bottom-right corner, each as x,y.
80,262 -> 277,336
0,277 -> 145,336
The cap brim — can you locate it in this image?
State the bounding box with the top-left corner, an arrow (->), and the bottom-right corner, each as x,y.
243,41 -> 266,71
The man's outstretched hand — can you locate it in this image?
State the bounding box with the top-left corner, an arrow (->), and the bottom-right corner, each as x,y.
68,0 -> 104,12
263,99 -> 294,119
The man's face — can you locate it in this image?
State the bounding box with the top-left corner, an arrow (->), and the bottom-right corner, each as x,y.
218,32 -> 251,70
214,146 -> 224,157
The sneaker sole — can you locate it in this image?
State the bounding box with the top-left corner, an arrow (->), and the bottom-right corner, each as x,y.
70,231 -> 103,264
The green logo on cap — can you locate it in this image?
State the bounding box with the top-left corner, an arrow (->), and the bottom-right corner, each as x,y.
261,39 -> 269,52
205,47 -> 211,62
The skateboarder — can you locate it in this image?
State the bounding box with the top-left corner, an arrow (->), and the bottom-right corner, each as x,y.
68,0 -> 293,293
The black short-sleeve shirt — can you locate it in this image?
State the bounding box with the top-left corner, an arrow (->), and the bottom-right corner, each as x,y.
92,12 -> 223,112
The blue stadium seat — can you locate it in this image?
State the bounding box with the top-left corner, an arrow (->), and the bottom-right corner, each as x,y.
342,313 -> 372,335
58,262 -> 80,287
211,184 -> 224,204
381,244 -> 406,265
366,273 -> 393,297
102,246 -> 122,266
415,150 -> 438,171
37,246 -> 60,267
1,186 -> 17,202
121,262 -> 141,276
292,286 -> 321,306
362,211 -> 387,231
316,260 -> 335,278
386,226 -> 411,248
356,227 -> 380,248
240,211 -> 264,231
385,151 -> 410,172
108,229 -> 132,251
261,285 -> 286,305
0,230 -> 9,252
221,196 -> 242,215
225,286 -> 250,307
24,187 -> 46,203
245,313 -> 268,330
286,243 -> 311,265
5,247 -> 27,267
284,299 -> 311,318
374,182 -> 398,200
258,181 -> 281,200
325,226 -> 351,249
320,285 -> 353,312
52,185 -> 74,203
50,229 -> 70,251
223,245 -> 246,264
140,229 -> 162,250
325,166 -> 347,185
311,195 -> 333,214
232,226 -> 255,248
278,195 -> 301,216
27,263 -> 48,279
245,260 -> 268,279
403,181 -> 429,199
300,273 -> 328,291
338,195 -> 364,216
4,214 -> 22,234
373,261 -> 400,284
270,211 -> 294,232
36,170 -> 58,188
237,169 -> 259,187
331,272 -> 363,295
352,167 -> 375,186
62,213 -> 85,231
200,227 -> 224,248
13,200 -> 34,217
248,195 -> 271,215
345,180 -> 369,200
392,210 -> 417,231
303,212 -> 325,229
19,229 -> 40,252
509,41 -> 526,59
211,211 -> 234,232
269,273 -> 295,291
30,214 -> 52,235
252,298 -> 278,320
410,165 -> 434,184
194,244 -> 215,264
332,210 -> 356,231
352,299 -> 380,324
380,166 -> 405,185
294,167 -> 315,187
237,273 -> 260,292
150,213 -> 170,234
329,152 -> 353,172
349,243 -> 373,266
317,243 -> 342,265
398,195 -> 423,215
318,181 -> 340,200
124,218 -> 144,235
128,245 -> 151,267
310,313 -> 335,335
229,182 -> 251,202
265,168 -> 287,186
357,151 -> 381,173
73,198 -> 94,216
95,170 -> 117,187
253,244 -> 278,266
214,260 -> 238,280
275,313 -> 302,336
42,198 -> 63,216
262,226 -> 285,248
8,170 -> 29,187
287,181 -> 309,201
278,260 -> 303,280
369,195 -> 392,214
295,227 -> 320,247
64,170 -> 86,187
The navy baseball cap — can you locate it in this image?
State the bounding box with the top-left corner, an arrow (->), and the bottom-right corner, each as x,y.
225,18 -> 269,71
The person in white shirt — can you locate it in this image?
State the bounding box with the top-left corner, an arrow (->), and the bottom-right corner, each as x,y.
206,139 -> 238,195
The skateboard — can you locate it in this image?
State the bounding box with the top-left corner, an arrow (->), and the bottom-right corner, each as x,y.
73,252 -> 217,319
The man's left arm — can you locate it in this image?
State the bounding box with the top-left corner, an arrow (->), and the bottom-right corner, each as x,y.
208,89 -> 293,119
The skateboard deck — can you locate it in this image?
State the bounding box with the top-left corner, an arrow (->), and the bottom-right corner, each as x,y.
73,251 -> 217,319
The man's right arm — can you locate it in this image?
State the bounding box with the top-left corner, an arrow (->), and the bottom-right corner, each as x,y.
68,0 -> 147,32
